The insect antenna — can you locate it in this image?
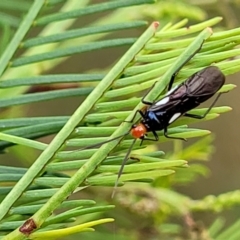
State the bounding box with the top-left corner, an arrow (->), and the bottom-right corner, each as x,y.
111,138 -> 137,198
79,131 -> 130,150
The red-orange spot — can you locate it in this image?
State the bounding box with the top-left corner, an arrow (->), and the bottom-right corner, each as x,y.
19,218 -> 37,235
130,123 -> 147,139
153,21 -> 160,29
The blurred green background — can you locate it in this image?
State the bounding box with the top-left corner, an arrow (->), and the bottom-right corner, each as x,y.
1,0 -> 240,239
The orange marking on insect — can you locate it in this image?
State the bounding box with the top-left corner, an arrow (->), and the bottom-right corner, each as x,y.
130,123 -> 147,139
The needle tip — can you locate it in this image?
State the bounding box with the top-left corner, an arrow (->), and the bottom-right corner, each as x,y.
111,178 -> 120,198
111,187 -> 117,199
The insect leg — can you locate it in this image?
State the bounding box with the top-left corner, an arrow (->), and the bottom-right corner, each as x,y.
164,127 -> 187,141
168,41 -> 204,91
141,81 -> 158,105
140,130 -> 159,145
124,110 -> 144,124
184,93 -> 222,119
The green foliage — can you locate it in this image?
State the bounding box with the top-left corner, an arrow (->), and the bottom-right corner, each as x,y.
0,0 -> 240,239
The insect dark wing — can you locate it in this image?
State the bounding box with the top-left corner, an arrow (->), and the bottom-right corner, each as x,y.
146,66 -> 225,130
149,66 -> 225,113
185,66 -> 225,97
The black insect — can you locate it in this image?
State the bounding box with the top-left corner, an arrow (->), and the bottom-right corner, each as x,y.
82,65 -> 226,196
130,66 -> 225,143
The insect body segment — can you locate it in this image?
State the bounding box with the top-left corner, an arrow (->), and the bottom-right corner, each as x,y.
130,66 -> 225,142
